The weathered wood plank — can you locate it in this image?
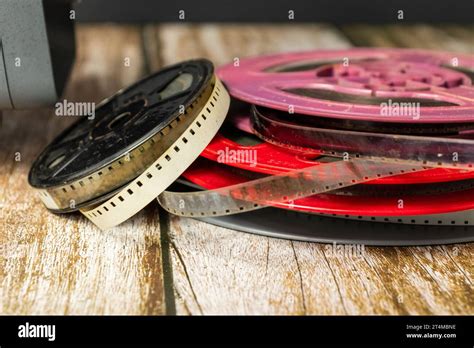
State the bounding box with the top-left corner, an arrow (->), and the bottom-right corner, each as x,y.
439,25 -> 474,47
153,24 -> 473,315
0,25 -> 165,315
155,23 -> 351,67
341,24 -> 474,53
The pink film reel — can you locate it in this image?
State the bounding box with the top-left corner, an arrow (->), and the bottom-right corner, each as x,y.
218,48 -> 474,123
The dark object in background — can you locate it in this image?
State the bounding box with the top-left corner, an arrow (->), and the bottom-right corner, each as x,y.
74,0 -> 474,23
0,0 -> 75,109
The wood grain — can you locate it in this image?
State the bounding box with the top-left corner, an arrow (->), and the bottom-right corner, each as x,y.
341,24 -> 474,53
0,25 -> 165,315
149,24 -> 474,315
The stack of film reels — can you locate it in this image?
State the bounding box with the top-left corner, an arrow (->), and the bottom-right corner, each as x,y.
29,49 -> 474,245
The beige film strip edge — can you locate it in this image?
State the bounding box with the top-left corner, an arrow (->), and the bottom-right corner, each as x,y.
81,78 -> 230,230
35,81 -> 216,212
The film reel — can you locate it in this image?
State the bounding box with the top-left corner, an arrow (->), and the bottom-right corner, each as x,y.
80,77 -> 230,229
217,48 -> 474,123
197,208 -> 474,245
29,59 -> 215,212
202,108 -> 474,185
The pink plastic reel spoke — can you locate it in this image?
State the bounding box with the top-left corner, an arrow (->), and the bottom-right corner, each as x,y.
218,48 -> 474,123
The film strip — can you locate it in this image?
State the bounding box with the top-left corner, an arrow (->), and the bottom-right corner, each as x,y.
80,78 -> 230,229
158,158 -> 426,217
251,105 -> 474,170
201,114 -> 474,185
179,158 -> 474,225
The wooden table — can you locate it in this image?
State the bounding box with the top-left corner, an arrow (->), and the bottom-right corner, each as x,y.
1,23 -> 473,315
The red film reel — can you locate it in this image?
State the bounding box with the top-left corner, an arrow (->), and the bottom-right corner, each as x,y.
179,48 -> 474,227
201,108 -> 474,185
